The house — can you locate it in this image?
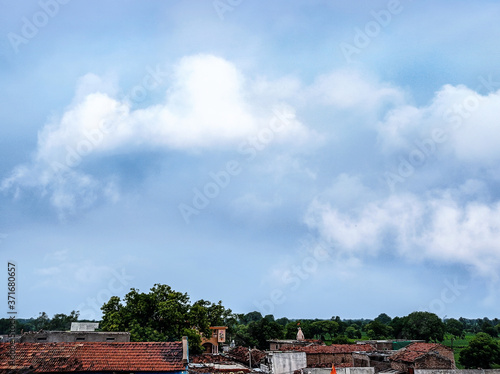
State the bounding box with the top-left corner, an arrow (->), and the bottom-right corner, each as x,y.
20,331 -> 130,343
201,327 -> 227,354
0,339 -> 188,374
388,343 -> 455,373
262,351 -> 307,374
20,322 -> 130,343
70,322 -> 99,331
281,344 -> 376,368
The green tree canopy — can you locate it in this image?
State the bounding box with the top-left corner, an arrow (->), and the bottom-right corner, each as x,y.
445,318 -> 464,339
365,320 -> 393,339
480,321 -> 498,338
374,313 -> 392,325
459,332 -> 500,368
100,284 -> 232,354
402,312 -> 445,342
247,318 -> 284,350
345,325 -> 362,339
309,320 -> 340,340
390,316 -> 407,339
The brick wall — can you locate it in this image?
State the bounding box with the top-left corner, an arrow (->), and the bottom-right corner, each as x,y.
307,353 -> 353,367
415,354 -> 454,370
390,360 -> 409,373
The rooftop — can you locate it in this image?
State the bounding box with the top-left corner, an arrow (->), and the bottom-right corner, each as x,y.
389,343 -> 452,363
0,341 -> 186,373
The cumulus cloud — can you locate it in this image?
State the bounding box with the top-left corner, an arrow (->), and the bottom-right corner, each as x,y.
377,83 -> 500,164
1,54 -> 311,214
306,182 -> 500,280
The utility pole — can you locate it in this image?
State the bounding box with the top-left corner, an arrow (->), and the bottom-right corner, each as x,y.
249,347 -> 252,369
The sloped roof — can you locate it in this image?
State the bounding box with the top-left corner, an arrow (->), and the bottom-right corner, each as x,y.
0,342 -> 186,373
281,344 -> 375,354
389,343 -> 452,363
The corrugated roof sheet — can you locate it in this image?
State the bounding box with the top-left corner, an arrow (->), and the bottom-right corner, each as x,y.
0,341 -> 186,373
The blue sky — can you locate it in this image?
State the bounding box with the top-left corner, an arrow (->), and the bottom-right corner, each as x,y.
1,0 -> 500,322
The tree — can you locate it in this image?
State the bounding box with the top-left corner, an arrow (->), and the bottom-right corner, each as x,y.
480,321 -> 498,338
445,318 -> 464,339
365,320 -> 393,339
345,326 -> 362,339
374,313 -> 392,325
100,284 -> 232,354
247,318 -> 283,350
390,316 -> 407,339
239,311 -> 263,325
331,335 -> 354,344
33,312 -> 51,331
459,332 -> 500,368
233,323 -> 258,348
331,316 -> 346,334
276,317 -> 290,326
49,311 -> 79,331
402,312 -> 445,342
309,320 -> 340,341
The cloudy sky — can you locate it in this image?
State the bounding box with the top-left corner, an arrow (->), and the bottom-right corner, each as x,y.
1,0 -> 500,322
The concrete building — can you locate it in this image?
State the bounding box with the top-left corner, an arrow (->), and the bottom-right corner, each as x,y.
279,344 -> 376,368
262,351 -> 307,374
20,330 -> 130,343
201,326 -> 227,354
70,322 -> 99,331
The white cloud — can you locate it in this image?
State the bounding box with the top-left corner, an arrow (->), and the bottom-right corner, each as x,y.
306,182 -> 500,280
377,84 -> 500,164
2,54 -> 311,214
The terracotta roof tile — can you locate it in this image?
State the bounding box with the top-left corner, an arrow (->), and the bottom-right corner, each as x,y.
0,342 -> 186,373
389,343 -> 452,363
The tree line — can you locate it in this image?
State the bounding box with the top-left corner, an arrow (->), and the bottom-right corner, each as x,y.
1,284 -> 499,367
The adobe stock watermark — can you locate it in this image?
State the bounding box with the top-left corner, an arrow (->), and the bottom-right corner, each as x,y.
76,268 -> 133,320
178,107 -> 295,224
418,277 -> 467,316
7,0 -> 71,54
213,0 -> 243,21
340,0 -> 412,63
383,75 -> 500,192
254,240 -> 332,315
50,64 -> 168,175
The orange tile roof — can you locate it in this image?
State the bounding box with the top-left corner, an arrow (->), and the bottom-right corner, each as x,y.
0,342 -> 186,373
389,343 -> 452,363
